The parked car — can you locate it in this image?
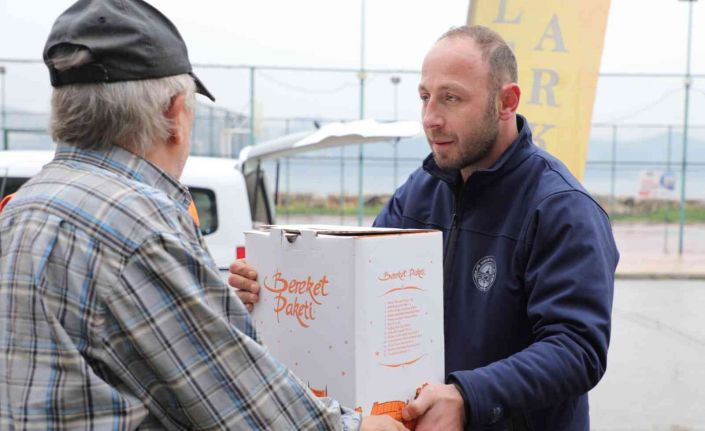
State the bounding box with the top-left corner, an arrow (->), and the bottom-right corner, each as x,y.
0,119 -> 421,274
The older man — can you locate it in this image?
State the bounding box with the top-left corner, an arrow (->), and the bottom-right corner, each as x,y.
0,1 -> 405,430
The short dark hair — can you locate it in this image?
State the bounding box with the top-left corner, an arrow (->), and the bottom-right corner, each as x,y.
439,25 -> 518,94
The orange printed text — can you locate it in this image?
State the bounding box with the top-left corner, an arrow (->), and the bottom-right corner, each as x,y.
263,272 -> 330,328
378,267 -> 426,282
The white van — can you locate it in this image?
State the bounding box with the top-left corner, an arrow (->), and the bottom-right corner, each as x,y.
0,120 -> 421,273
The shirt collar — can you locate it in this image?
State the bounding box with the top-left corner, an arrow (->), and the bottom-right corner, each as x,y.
52,143 -> 192,209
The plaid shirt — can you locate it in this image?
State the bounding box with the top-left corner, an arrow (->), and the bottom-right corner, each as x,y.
0,144 -> 361,430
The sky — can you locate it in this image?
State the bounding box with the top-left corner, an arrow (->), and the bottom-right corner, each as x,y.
0,0 -> 704,127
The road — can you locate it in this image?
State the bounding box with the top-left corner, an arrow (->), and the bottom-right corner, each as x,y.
591,279 -> 705,431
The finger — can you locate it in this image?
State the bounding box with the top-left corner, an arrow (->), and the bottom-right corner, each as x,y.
229,259 -> 258,280
236,291 -> 259,305
402,392 -> 434,422
380,415 -> 408,431
228,274 -> 260,293
228,259 -> 246,273
361,415 -> 407,431
393,418 -> 407,431
245,303 -> 253,313
227,273 -> 248,290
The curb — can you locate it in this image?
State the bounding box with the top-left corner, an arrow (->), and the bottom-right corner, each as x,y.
616,272 -> 705,280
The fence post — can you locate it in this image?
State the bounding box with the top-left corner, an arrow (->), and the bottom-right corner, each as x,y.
0,66 -> 6,151
391,75 -> 400,190
610,125 -> 617,214
356,0 -> 366,227
284,118 -> 291,223
249,66 -> 256,147
665,126 -> 673,253
356,70 -> 366,226
208,106 -> 214,156
678,0 -> 695,256
340,147 -> 345,225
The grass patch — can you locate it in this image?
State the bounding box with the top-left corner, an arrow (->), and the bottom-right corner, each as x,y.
610,206 -> 705,223
277,203 -> 387,216
278,203 -> 705,223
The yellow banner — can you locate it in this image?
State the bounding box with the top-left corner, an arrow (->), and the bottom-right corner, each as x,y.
468,0 -> 611,180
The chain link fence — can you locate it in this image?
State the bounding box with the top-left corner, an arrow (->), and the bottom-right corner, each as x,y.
1,60 -> 704,253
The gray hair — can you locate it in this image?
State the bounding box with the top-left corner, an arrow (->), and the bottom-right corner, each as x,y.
439,25 -> 517,94
49,47 -> 196,154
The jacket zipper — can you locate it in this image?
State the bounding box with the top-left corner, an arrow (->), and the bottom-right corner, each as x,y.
443,180 -> 466,334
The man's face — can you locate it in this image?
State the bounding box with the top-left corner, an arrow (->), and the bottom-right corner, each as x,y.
418,36 -> 499,172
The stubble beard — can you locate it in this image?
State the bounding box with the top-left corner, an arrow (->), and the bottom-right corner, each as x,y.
430,97 -> 499,172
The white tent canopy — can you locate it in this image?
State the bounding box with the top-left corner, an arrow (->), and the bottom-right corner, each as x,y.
238,119 -> 421,165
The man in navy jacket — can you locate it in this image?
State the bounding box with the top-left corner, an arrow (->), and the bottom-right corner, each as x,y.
231,25 -> 618,431
377,26 -> 619,430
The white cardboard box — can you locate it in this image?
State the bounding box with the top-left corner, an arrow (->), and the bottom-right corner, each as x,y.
246,225 -> 444,414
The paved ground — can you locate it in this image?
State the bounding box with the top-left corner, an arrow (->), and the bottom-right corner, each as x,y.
613,223 -> 705,279
590,279 -> 705,431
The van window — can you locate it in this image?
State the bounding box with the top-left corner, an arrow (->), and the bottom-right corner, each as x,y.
245,169 -> 273,226
0,177 -> 30,199
188,187 -> 218,236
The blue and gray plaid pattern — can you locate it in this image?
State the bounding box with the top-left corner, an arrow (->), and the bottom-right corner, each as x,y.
0,144 -> 360,430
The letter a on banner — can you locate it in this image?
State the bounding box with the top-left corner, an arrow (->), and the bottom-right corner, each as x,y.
468,0 -> 611,180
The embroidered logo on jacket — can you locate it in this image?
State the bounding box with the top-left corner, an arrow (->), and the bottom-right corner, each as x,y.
473,256 -> 497,292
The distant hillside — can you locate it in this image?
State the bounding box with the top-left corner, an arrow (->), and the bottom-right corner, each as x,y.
587,132 -> 705,164
3,108 -> 703,200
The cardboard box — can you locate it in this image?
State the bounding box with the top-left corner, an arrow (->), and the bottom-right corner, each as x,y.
246,225 -> 444,414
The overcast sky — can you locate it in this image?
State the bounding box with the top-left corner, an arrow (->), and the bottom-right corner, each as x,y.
1,0 -> 704,127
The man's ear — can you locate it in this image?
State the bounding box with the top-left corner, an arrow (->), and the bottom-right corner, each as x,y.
165,92 -> 188,145
497,83 -> 521,121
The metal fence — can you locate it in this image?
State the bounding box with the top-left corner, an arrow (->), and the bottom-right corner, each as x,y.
1,59 -> 705,254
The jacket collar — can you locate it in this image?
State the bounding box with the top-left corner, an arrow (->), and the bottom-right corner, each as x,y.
52,143 -> 192,209
422,114 -> 537,187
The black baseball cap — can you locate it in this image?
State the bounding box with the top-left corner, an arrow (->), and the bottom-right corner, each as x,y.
43,0 -> 215,101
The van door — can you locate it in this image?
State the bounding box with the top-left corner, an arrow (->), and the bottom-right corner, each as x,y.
244,164 -> 274,227
0,177 -> 30,200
